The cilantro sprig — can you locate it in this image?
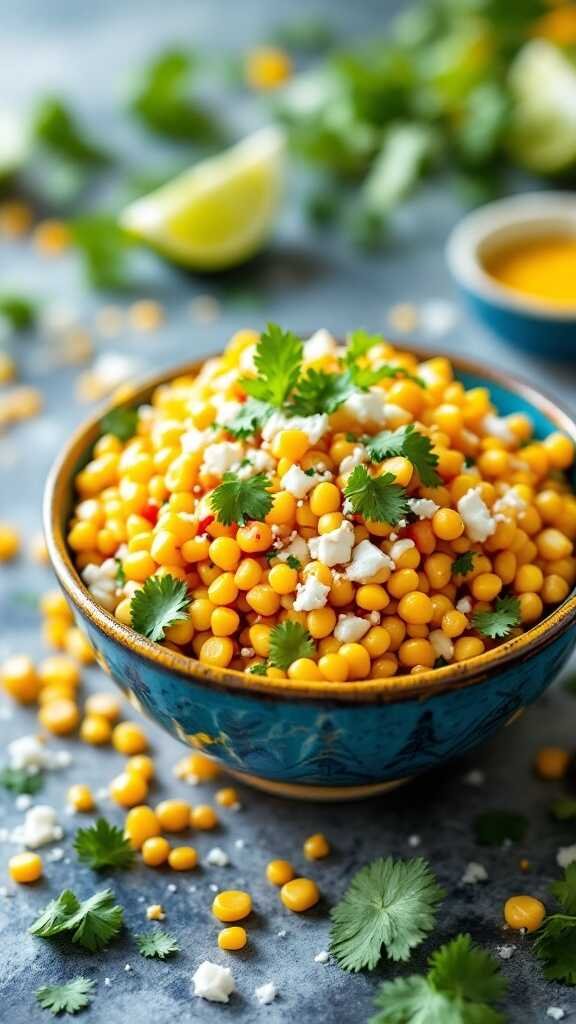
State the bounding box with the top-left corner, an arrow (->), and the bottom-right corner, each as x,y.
368,424 -> 440,486
225,398 -> 272,439
344,465 -> 409,524
130,574 -> 191,643
472,595 -> 521,639
74,818 -> 135,871
330,857 -> 444,972
36,977 -> 96,1017
269,621 -> 314,671
30,888 -> 123,953
129,48 -> 221,143
210,472 -> 273,526
241,324 -> 303,408
0,293 -> 37,331
452,550 -> 476,577
289,368 -> 355,416
371,933 -> 507,1023
100,407 -> 138,442
0,765 -> 44,795
137,929 -> 180,959
534,864 -> 576,984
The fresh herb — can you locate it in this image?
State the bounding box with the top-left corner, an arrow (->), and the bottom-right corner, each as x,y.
344,465 -> 409,525
100,407 -> 138,442
210,472 -> 273,526
330,857 -> 444,973
286,554 -> 302,570
225,398 -> 272,439
345,329 -> 384,363
74,819 -> 135,871
551,799 -> 576,822
115,559 -> 126,587
33,97 -> 110,166
30,888 -> 123,953
269,621 -> 314,671
36,978 -> 96,1017
474,810 -> 528,846
367,424 -> 440,486
452,551 -> 476,577
241,323 -> 303,408
371,933 -> 507,1023
534,865 -> 576,984
136,929 -> 180,959
0,766 -> 44,795
289,368 -> 354,416
0,293 -> 37,331
248,662 -> 268,676
472,595 -> 521,639
129,48 -> 221,143
70,215 -> 134,290
131,574 -> 191,643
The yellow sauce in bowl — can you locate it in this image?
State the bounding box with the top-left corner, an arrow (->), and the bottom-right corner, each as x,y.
484,235 -> 576,308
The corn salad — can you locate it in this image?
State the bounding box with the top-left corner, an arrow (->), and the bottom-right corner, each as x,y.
67,326 -> 575,682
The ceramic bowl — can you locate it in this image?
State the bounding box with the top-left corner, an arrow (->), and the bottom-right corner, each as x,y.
44,348 -> 576,801
446,192 -> 576,360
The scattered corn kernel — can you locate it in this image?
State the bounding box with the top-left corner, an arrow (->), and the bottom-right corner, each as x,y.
218,926 -> 247,951
266,860 -> 295,886
303,833 -> 331,860
212,890 -> 252,922
168,846 -> 198,871
280,877 -> 320,913
503,895 -> 545,932
9,852 -> 43,884
68,783 -> 94,812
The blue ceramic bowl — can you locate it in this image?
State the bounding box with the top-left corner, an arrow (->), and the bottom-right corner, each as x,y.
44,349 -> 576,801
446,192 -> 576,360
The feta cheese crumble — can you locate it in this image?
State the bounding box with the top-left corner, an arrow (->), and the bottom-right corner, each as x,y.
276,535 -> 310,565
339,446 -> 366,476
314,951 -> 330,964
461,862 -> 488,885
457,487 -> 496,542
546,1008 -> 565,1021
304,328 -> 337,362
205,847 -> 230,867
255,982 -> 278,1005
201,441 -> 244,478
281,464 -> 317,499
345,539 -> 394,583
334,615 -> 371,643
389,538 -> 415,563
262,412 -> 329,446
557,844 -> 576,869
495,945 -> 515,960
193,962 -> 235,1003
309,520 -> 355,567
293,576 -> 330,612
407,498 -> 439,519
11,805 -> 63,848
82,558 -> 118,611
429,630 -> 454,662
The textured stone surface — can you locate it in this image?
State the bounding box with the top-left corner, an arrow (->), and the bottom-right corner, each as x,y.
1,1 -> 576,1021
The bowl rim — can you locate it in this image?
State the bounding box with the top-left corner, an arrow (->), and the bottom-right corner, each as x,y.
446,191 -> 576,322
43,343 -> 576,706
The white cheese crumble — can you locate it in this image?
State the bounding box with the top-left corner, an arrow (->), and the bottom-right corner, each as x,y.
429,630 -> 454,662
334,615 -> 371,643
192,962 -> 235,1003
15,794 -> 32,811
557,844 -> 576,869
304,328 -> 337,362
495,945 -> 515,960
457,487 -> 496,542
205,847 -> 230,867
237,449 -> 276,479
201,441 -> 244,478
389,538 -> 415,563
213,399 -> 243,426
293,576 -> 330,612
7,734 -> 68,772
281,464 -> 317,499
255,982 -> 278,1005
339,446 -> 366,476
12,805 -> 63,848
262,411 -> 329,445
309,520 -> 355,567
314,951 -> 330,964
456,597 -> 472,615
461,862 -> 488,885
492,488 -> 527,515
481,413 -> 515,445
408,835 -> 421,848
547,1008 -> 565,1021
407,498 -> 439,520
181,427 -> 215,452
345,539 -> 394,583
82,558 -> 117,611
277,535 -> 310,565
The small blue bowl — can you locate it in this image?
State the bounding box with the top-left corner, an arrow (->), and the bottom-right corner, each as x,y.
44,350 -> 576,801
446,192 -> 576,360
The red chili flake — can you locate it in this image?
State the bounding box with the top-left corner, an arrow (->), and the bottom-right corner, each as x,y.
197,514 -> 215,535
142,503 -> 159,525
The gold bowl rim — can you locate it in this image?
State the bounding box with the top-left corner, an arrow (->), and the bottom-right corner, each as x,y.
43,342 -> 576,706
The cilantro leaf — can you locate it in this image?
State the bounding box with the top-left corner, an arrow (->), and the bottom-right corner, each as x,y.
344,466 -> 409,525
289,368 -> 355,415
0,293 -> 37,331
100,407 -> 138,442
372,934 -> 507,1024
345,329 -> 384,363
248,662 -> 268,676
472,596 -> 521,639
368,424 -> 440,487
241,324 -> 303,408
70,215 -> 134,291
74,818 -> 135,871
551,863 -> 576,915
474,810 -> 528,846
65,889 -> 124,952
33,97 -> 110,166
286,554 -> 302,570
224,398 -> 271,439
330,857 -> 444,972
130,574 -> 191,643
534,867 -> 576,984
136,929 -> 180,959
269,621 -> 314,671
0,765 -> 43,795
452,551 -> 476,577
129,48 -> 221,143
210,472 -> 273,527
36,977 -> 95,1016
30,890 -> 81,939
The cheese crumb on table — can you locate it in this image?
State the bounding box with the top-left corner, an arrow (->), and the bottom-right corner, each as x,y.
255,982 -> 277,1005
461,862 -> 488,885
193,961 -> 235,1003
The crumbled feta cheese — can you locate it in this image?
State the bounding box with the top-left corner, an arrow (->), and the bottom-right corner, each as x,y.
15,794 -> 32,811
495,945 -> 515,960
234,838 -> 246,850
456,597 -> 472,615
461,862 -> 488,885
339,446 -> 366,476
309,520 -> 355,567
193,962 -> 235,1003
429,630 -> 454,662
237,448 -> 276,479
407,498 -> 439,520
124,963 -> 132,973
492,488 -> 527,515
205,847 -> 230,867
167,883 -> 177,894
314,951 -> 330,964
8,735 -> 56,772
239,344 -> 257,373
457,487 -> 496,542
277,535 -> 310,565
202,441 -> 243,477
181,427 -> 214,452
12,805 -> 63,848
481,413 -> 515,445
213,399 -> 242,426
281,464 -> 318,499
255,982 -> 278,1005
388,538 -> 415,564
82,558 -> 117,611
293,576 -> 330,612
304,328 -> 337,362
547,1008 -> 565,1021
262,412 -> 329,445
343,390 -> 388,425
104,978 -> 112,987
408,835 -> 421,848
277,929 -> 287,938
346,539 -> 394,583
557,844 -> 576,869
90,352 -> 138,390
47,847 -> 64,862
334,615 -> 370,643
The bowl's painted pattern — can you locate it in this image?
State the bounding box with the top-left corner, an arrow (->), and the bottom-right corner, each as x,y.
45,352 -> 576,798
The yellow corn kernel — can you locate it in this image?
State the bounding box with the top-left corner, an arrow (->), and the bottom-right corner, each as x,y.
453,636 -> 486,661
212,889 -> 252,922
245,45 -> 292,90
398,591 -> 434,625
168,846 -> 198,871
339,643 -> 371,680
268,563 -> 298,595
0,522 -> 21,561
362,626 -> 391,658
246,584 -> 281,617
534,746 -> 570,781
40,591 -> 73,620
280,877 -> 320,913
125,805 -> 160,848
146,903 -> 165,921
356,585 -> 389,612
109,770 -> 148,808
398,638 -> 435,669
249,623 -> 272,657
216,787 -> 239,808
64,628 -> 95,664
156,799 -> 191,832
39,698 -> 80,735
9,851 -> 43,884
210,607 -> 240,637
288,658 -> 322,681
112,721 -> 148,755
68,783 -> 94,812
503,895 -> 545,932
142,835 -> 171,866
175,752 -> 220,782
80,714 -> 112,746
1,655 -> 40,703
272,429 -> 309,461
126,754 -> 155,781
218,926 -> 247,950
200,636 -> 234,668
191,804 -> 219,830
266,859 -> 295,886
303,832 -> 330,860
209,536 -> 241,571
307,607 -> 337,639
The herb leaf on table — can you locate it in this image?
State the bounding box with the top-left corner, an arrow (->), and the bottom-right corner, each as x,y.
74,819 -> 135,871
36,977 -> 96,1016
534,865 -> 576,984
30,888 -> 123,953
137,929 -> 180,959
0,765 -> 43,795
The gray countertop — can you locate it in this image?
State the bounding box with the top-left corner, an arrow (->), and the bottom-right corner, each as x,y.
1,1 -> 576,1021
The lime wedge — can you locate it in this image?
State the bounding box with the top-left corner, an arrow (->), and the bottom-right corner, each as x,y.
508,40 -> 576,175
0,110 -> 29,181
120,126 -> 285,271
